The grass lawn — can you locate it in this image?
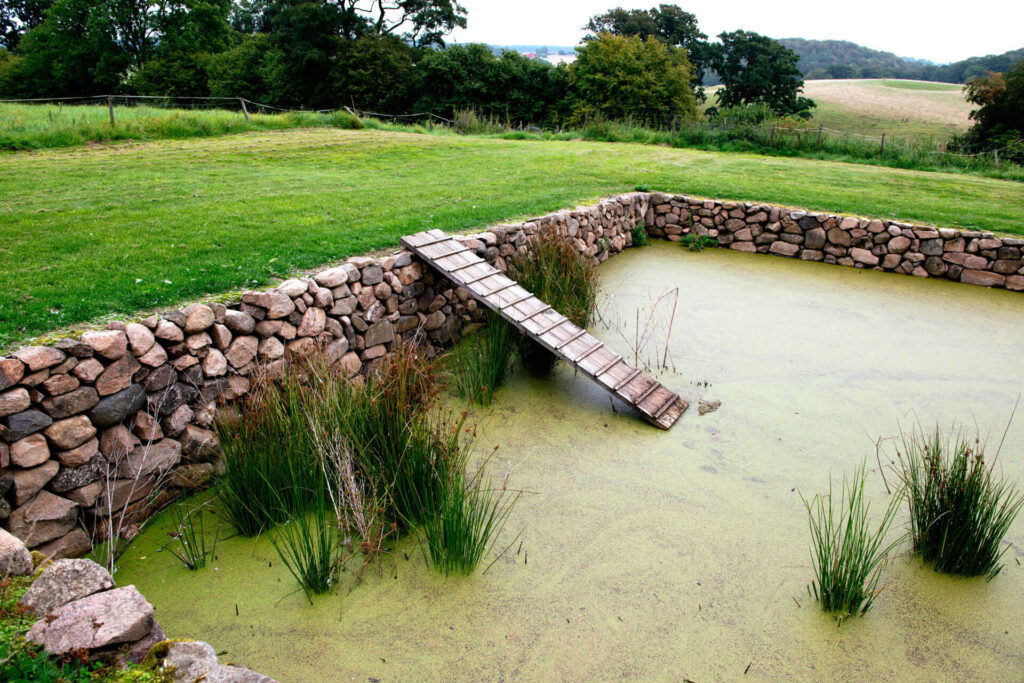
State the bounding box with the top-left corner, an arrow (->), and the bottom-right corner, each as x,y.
1,127 -> 1022,350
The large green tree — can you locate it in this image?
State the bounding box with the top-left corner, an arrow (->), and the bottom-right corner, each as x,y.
0,0 -> 51,49
956,62 -> 1024,162
568,32 -> 696,123
583,4 -> 707,101
709,30 -> 815,119
6,0 -> 127,96
414,43 -> 567,124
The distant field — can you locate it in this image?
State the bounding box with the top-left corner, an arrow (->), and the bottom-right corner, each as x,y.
802,79 -> 973,140
705,79 -> 973,141
1,128 -> 1021,349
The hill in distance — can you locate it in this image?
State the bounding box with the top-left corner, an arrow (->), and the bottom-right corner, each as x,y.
779,38 -> 1024,83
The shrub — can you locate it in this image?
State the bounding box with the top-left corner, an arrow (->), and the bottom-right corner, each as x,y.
803,465 -> 903,624
508,231 -> 599,373
631,223 -> 650,246
681,234 -> 717,251
896,425 -> 1024,579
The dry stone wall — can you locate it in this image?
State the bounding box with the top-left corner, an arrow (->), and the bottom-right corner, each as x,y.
1,190 -> 1019,557
645,193 -> 1024,291
0,194 -> 646,557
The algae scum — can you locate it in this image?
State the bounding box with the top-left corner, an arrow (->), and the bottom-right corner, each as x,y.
117,242 -> 1024,681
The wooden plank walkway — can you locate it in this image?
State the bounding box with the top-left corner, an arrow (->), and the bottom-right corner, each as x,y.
400,229 -> 688,430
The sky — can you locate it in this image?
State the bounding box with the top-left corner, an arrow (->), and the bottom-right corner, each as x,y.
448,1 -> 1024,64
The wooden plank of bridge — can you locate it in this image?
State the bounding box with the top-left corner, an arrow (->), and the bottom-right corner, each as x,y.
400,229 -> 688,430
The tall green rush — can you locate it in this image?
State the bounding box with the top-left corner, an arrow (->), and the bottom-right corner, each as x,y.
896,424 -> 1023,580
803,465 -> 903,624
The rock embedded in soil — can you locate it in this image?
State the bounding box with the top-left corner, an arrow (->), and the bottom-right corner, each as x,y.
26,585 -> 155,655
19,558 -> 115,617
0,527 -> 33,576
163,640 -> 220,681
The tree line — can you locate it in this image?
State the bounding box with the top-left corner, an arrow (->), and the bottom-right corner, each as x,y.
779,38 -> 1024,85
0,2 -> 816,122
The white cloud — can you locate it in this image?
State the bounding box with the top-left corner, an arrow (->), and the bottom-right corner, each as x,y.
450,0 -> 1024,64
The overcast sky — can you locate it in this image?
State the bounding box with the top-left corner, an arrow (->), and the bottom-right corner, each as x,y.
448,1 -> 1023,64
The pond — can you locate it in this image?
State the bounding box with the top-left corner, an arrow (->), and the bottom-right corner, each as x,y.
116,241 -> 1024,680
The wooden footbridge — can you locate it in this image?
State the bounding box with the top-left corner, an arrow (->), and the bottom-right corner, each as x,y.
400,230 -> 687,430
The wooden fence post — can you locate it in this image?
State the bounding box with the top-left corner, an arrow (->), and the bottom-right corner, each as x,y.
239,98 -> 251,123
722,117 -> 728,133
879,133 -> 886,155
769,125 -> 775,145
107,95 -> 115,126
817,125 -> 823,146
994,149 -> 1000,168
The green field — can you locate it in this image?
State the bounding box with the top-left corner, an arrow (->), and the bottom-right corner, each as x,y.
1,127 -> 1022,350
801,79 -> 973,140
706,79 -> 972,141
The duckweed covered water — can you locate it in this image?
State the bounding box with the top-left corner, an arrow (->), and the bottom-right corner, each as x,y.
117,242 -> 1024,681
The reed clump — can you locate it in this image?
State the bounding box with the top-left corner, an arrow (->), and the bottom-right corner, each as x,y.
213,344 -> 519,594
895,425 -> 1023,580
447,313 -> 517,406
804,465 -> 903,624
507,231 -> 599,373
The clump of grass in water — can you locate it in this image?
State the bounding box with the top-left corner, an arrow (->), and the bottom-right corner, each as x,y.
420,451 -> 520,576
896,424 -> 1023,580
447,312 -> 517,406
631,223 -> 650,246
507,231 -> 599,374
681,234 -> 717,252
803,464 -> 903,624
270,484 -> 340,602
161,501 -> 217,571
213,367 -> 320,536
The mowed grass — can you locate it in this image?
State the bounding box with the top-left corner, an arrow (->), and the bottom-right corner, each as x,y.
801,79 -> 973,140
1,128 -> 1022,350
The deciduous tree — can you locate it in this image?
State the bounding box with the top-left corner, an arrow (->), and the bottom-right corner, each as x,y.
568,32 -> 696,123
709,30 -> 815,119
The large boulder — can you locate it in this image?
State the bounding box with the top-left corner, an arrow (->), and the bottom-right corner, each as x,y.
25,585 -> 155,655
0,527 -> 32,576
19,558 -> 115,616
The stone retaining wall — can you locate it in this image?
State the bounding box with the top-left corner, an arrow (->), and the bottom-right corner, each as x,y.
645,193 -> 1024,290
2,190 -> 1021,557
0,194 -> 646,557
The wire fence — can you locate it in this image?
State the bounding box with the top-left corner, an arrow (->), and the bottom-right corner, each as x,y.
1,93 -> 1020,171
